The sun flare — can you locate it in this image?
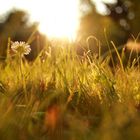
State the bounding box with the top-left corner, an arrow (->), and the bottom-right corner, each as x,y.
39,0 -> 79,40
29,0 -> 80,40
0,0 -> 80,40
0,0 -> 116,40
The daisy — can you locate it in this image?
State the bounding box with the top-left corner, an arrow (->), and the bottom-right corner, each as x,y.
11,41 -> 31,56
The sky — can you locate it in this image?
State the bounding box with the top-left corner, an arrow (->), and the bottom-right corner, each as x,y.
0,0 -> 117,39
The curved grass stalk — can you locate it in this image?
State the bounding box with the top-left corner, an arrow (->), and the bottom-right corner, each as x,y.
111,41 -> 124,72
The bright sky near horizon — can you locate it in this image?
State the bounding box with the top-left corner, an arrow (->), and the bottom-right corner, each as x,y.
0,0 -> 116,40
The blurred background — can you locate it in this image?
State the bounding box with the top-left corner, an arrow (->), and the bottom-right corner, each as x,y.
0,0 -> 139,60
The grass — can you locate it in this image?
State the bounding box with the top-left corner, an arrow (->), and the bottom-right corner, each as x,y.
0,41 -> 140,140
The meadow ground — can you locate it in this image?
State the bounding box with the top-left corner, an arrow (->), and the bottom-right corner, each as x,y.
0,42 -> 140,140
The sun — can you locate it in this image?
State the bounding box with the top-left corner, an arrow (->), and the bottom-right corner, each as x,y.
0,0 -> 80,40
29,0 -> 80,40
0,0 -> 117,40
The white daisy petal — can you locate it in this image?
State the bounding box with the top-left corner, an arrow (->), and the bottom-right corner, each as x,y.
11,41 -> 31,56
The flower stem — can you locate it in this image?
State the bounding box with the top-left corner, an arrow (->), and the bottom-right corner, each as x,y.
19,54 -> 28,103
